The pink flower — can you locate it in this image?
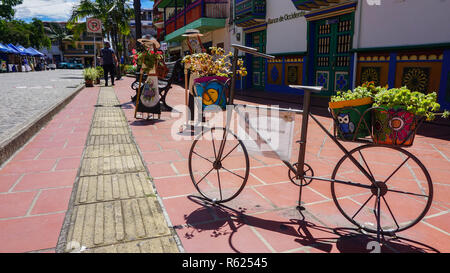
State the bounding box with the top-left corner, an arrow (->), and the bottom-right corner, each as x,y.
388,109 -> 414,141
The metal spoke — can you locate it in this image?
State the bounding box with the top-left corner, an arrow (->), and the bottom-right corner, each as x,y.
384,156 -> 411,184
216,170 -> 223,200
358,150 -> 375,181
195,168 -> 214,187
385,188 -> 429,198
220,142 -> 241,162
192,151 -> 214,164
210,129 -> 218,160
382,196 -> 400,231
221,166 -> 245,180
352,194 -> 374,220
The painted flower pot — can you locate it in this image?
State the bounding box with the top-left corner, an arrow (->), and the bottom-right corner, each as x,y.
329,97 -> 373,141
194,76 -> 230,111
372,106 -> 417,146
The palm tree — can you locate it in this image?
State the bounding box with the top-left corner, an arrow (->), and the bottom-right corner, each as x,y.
133,0 -> 142,41
44,22 -> 74,62
68,0 -> 133,75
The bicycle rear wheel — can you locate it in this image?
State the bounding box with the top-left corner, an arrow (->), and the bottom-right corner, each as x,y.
188,127 -> 250,203
331,144 -> 433,235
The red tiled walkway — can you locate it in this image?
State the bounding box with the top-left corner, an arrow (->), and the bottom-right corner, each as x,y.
0,87 -> 99,253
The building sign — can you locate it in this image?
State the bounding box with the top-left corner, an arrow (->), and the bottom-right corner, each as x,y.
160,42 -> 168,51
86,18 -> 102,34
267,11 -> 306,25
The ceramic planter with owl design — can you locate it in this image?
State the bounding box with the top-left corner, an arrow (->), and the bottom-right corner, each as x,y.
329,97 -> 373,141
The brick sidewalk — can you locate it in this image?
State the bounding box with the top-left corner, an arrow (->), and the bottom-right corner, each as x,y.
115,76 -> 449,253
0,86 -> 98,253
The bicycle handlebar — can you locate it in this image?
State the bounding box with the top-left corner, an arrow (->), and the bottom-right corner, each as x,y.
231,44 -> 275,59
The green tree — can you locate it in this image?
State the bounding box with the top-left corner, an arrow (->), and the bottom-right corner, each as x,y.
68,0 -> 134,73
0,18 -> 51,49
0,0 -> 23,20
29,18 -> 51,49
44,22 -> 74,60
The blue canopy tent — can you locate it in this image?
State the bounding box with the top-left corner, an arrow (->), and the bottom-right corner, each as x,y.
8,44 -> 24,55
0,43 -> 12,72
27,47 -> 45,57
0,43 -> 14,53
15,45 -> 33,56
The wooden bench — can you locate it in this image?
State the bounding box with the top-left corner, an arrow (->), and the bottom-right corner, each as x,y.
131,59 -> 182,112
158,59 -> 182,111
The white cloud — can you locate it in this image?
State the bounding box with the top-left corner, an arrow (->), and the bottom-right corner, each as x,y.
14,0 -> 80,21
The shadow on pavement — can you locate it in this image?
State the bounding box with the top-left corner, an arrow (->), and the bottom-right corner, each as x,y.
183,195 -> 440,253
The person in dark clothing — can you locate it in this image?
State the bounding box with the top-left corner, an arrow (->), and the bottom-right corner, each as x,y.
100,41 -> 118,86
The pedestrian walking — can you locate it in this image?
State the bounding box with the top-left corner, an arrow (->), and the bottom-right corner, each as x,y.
100,41 -> 118,86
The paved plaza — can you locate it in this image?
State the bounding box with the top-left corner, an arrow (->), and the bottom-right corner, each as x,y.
0,70 -> 83,143
0,76 -> 449,253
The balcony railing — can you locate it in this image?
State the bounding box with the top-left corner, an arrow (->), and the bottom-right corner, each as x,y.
164,0 -> 228,35
235,0 -> 265,28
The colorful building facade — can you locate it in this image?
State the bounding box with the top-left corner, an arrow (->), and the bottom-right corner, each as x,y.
229,0 -> 450,109
154,0 -> 231,57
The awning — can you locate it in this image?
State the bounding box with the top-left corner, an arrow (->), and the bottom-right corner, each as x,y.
27,47 -> 45,57
15,45 -> 33,56
7,44 -> 23,55
0,43 -> 14,53
164,18 -> 226,42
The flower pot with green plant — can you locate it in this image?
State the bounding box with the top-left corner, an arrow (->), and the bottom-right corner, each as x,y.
183,47 -> 247,111
95,66 -> 104,84
371,86 -> 448,146
83,67 -> 98,87
329,82 -> 385,141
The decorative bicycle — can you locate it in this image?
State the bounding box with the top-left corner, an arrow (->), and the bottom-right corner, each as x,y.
187,44 -> 433,241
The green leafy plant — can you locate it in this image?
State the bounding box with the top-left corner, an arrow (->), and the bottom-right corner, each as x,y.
124,64 -> 137,74
83,67 -> 98,81
372,86 -> 448,121
331,82 -> 386,102
95,66 -> 104,78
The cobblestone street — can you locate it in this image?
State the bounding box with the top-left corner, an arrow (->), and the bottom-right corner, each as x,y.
0,69 -> 83,143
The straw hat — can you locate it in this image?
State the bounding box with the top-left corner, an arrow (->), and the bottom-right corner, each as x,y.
137,36 -> 160,49
182,29 -> 203,37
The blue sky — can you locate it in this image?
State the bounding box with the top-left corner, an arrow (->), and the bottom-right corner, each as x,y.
15,0 -> 154,22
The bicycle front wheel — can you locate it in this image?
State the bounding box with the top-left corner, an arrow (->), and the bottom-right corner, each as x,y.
188,127 -> 250,203
331,145 -> 433,235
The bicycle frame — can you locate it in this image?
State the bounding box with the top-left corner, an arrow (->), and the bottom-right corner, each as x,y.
214,44 -> 382,208
190,44 -> 433,241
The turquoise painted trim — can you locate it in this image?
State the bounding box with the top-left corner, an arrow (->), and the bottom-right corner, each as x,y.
352,43 -> 450,53
164,18 -> 226,42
